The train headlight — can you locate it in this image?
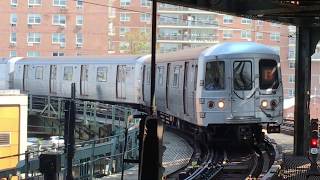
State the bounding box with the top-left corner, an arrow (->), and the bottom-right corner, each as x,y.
270,99 -> 278,110
207,101 -> 214,109
199,98 -> 205,104
218,100 -> 225,109
261,100 -> 268,109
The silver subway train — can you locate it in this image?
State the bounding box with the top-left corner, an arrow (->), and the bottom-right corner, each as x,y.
0,42 -> 283,142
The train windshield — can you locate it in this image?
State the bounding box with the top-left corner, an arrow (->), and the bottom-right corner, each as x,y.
259,59 -> 279,90
205,61 -> 225,90
233,61 -> 252,90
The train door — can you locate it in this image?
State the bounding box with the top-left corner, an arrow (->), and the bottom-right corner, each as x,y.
231,60 -> 255,117
80,65 -> 89,96
117,65 -> 126,99
50,65 -> 57,94
183,62 -> 189,115
23,65 -> 29,91
166,63 -> 171,109
142,65 -> 145,102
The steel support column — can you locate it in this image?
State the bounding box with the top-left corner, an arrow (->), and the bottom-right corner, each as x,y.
294,26 -> 320,156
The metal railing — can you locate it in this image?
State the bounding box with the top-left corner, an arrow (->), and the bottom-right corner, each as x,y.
0,95 -> 143,179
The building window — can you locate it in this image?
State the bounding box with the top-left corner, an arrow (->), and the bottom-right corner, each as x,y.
52,33 -> 65,44
0,133 -> 10,146
27,51 -> 40,57
53,0 -> 66,6
241,18 -> 252,24
10,32 -> 17,43
241,30 -> 251,39
35,66 -> 43,80
11,0 -> 18,7
119,27 -> 130,36
288,75 -> 295,83
120,0 -> 131,6
140,27 -> 150,34
271,22 -> 281,27
223,15 -> 233,24
173,66 -> 180,87
120,12 -> 130,22
9,51 -> 17,57
53,52 -> 64,56
270,32 -> 280,41
28,14 -> 41,25
76,33 -> 83,45
141,0 -> 151,7
10,14 -> 17,25
288,46 -> 295,59
256,20 -> 263,26
256,32 -> 263,40
289,61 -> 295,69
27,32 -> 41,43
76,15 -> 83,26
52,14 -> 66,25
140,13 -> 151,22
288,89 -> 295,97
119,41 -> 129,50
223,30 -> 232,38
97,67 -> 108,82
28,0 -> 41,6
63,66 -> 73,81
76,0 -> 83,8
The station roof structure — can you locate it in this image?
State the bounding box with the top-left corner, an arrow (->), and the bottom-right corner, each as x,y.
158,0 -> 320,26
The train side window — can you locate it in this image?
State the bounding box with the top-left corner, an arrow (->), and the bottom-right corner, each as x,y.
259,59 -> 279,90
233,61 -> 252,90
35,66 -> 43,80
173,66 -> 180,87
158,66 -> 164,86
63,66 -> 73,81
97,67 -> 108,82
205,61 -> 224,90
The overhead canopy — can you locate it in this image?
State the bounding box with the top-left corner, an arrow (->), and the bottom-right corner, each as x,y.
157,0 -> 320,26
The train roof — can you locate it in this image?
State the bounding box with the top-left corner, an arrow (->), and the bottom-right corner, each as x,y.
15,55 -> 142,64
202,42 -> 278,57
143,42 -> 278,63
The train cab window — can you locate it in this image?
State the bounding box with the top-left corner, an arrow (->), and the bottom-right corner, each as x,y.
233,61 -> 252,90
158,66 -> 164,86
97,67 -> 108,82
205,61 -> 224,90
259,59 -> 279,90
35,66 -> 43,80
63,66 -> 73,81
173,66 -> 180,87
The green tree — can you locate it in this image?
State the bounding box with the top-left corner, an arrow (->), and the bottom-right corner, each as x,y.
125,30 -> 151,54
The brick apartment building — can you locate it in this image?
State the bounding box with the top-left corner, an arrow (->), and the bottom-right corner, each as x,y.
3,0 -> 310,99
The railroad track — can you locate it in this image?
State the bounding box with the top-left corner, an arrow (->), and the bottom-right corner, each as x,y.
177,138 -> 275,180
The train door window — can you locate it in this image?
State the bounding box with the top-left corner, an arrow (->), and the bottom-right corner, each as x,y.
63,66 -> 73,81
81,65 -> 88,81
97,67 -> 108,82
158,66 -> 164,86
172,66 -> 180,87
259,59 -> 279,90
205,61 -> 224,90
146,66 -> 151,84
233,61 -> 252,90
50,65 -> 57,80
35,66 -> 43,80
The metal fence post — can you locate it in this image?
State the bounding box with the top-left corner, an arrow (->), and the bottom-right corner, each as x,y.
25,150 -> 29,179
